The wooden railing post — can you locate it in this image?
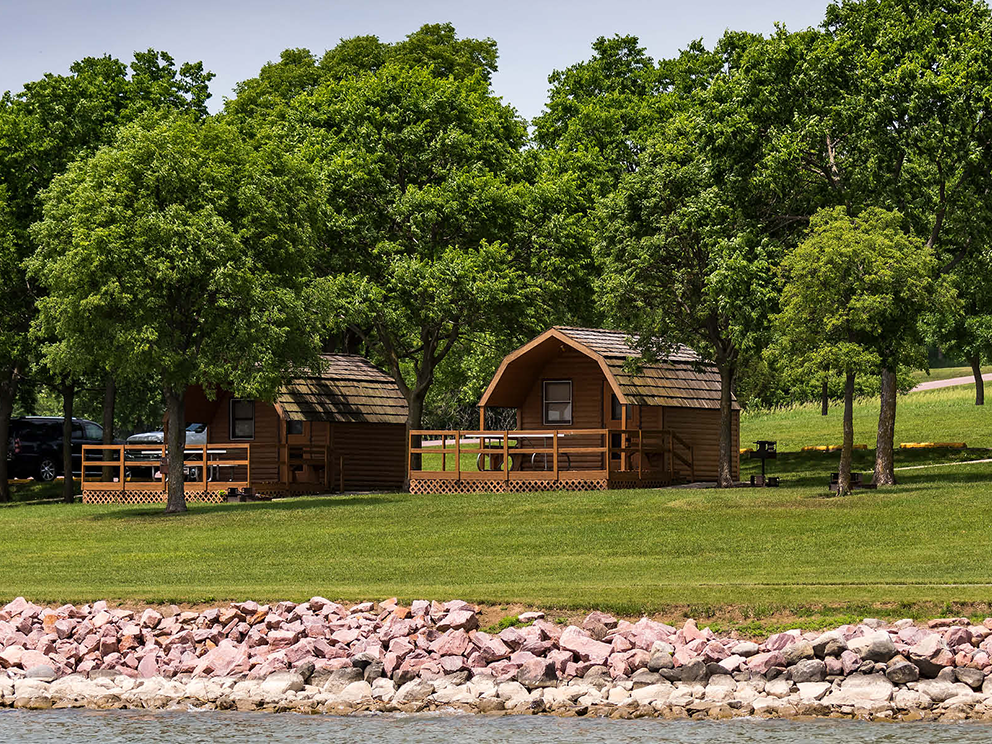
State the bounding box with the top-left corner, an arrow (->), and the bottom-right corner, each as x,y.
455,430 -> 461,480
202,444 -> 208,491
503,431 -> 509,482
161,445 -> 167,493
245,444 -> 251,490
120,445 -> 126,492
638,430 -> 643,480
553,430 -> 559,481
80,446 -> 87,491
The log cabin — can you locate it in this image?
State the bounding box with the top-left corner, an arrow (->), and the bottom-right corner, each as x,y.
81,354 -> 409,503
408,327 -> 739,493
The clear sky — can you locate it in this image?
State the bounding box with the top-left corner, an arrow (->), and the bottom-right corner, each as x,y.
1,0 -> 829,122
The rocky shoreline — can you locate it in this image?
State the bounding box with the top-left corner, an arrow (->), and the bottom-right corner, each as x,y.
2,597 -> 992,722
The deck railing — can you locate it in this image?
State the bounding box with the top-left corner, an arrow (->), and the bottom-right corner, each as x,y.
408,428 -> 694,483
80,444 -> 251,493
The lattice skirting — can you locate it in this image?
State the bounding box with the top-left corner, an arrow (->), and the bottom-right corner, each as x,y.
82,490 -> 225,505
409,478 -> 610,494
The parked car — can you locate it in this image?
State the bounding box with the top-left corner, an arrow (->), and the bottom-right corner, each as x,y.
6,416 -> 105,482
124,423 -> 208,479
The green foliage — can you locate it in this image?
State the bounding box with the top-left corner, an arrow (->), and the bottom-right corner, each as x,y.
27,115 -> 326,400
289,64 -> 545,422
776,207 -> 938,380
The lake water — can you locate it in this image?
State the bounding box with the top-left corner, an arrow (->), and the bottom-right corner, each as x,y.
2,710 -> 991,743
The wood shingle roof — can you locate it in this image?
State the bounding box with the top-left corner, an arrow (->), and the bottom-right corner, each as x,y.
276,354 -> 409,424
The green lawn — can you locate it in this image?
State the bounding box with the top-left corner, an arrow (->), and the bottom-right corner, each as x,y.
1,384 -> 989,628
742,385 -> 991,452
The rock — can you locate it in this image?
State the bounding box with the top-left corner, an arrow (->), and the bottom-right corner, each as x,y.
260,672 -> 305,696
748,651 -> 785,675
910,635 -> 954,678
731,642 -> 759,657
847,631 -> 896,662
559,627 -> 612,666
885,660 -> 920,684
840,650 -> 862,675
954,667 -> 985,690
782,641 -> 815,666
363,661 -> 385,683
822,673 -> 894,706
517,612 -> 544,623
337,681 -> 374,704
790,659 -> 827,683
630,683 -> 673,705
394,679 -> 433,705
630,668 -> 662,689
24,665 -> 57,681
812,631 -> 847,658
765,678 -> 792,698
796,682 -> 831,701
647,651 -> 674,672
680,659 -> 709,683
437,610 -> 478,632
516,658 -> 557,689
917,678 -> 972,703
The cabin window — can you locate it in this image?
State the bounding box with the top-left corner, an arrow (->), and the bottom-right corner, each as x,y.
610,393 -> 623,421
286,420 -> 304,436
230,399 -> 255,440
543,380 -> 572,425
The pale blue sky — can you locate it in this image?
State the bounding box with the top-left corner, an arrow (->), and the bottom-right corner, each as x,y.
1,0 -> 829,122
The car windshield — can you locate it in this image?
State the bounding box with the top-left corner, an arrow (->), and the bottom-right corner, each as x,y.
187,423 -> 207,433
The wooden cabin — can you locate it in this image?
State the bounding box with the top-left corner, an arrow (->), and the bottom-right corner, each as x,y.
81,354 -> 409,503
408,327 -> 739,493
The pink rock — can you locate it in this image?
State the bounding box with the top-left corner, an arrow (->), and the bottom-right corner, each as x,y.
0,645 -> 24,668
330,628 -> 360,645
285,639 -> 319,664
673,646 -> 697,667
388,637 -> 415,659
20,649 -> 50,669
140,609 -> 163,629
583,611 -> 618,630
99,637 -> 119,656
498,626 -> 526,649
486,660 -> 520,682
610,635 -> 633,653
679,619 -> 706,644
437,610 -> 478,632
546,649 -> 573,674
608,653 -> 630,678
192,640 -> 249,677
718,654 -> 745,673
944,627 -> 973,647
473,633 -> 511,662
559,626 -> 612,666
439,655 -> 467,672
92,612 -> 113,629
747,651 -> 785,674
765,631 -> 802,651
702,640 -> 729,662
3,597 -> 29,616
431,629 -> 470,657
840,649 -> 862,675
138,653 -> 159,678
532,620 -> 563,642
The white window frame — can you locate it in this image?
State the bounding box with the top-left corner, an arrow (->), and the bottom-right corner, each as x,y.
229,398 -> 255,441
542,380 -> 573,426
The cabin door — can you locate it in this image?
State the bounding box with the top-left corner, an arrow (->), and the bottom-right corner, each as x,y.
284,420 -> 313,483
603,382 -> 625,470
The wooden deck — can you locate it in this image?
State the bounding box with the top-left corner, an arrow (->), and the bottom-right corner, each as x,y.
408,428 -> 694,494
79,444 -> 343,504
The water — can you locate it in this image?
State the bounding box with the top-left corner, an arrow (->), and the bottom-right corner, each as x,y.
2,710 -> 991,743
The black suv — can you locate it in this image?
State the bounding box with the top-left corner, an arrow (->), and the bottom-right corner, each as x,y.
7,416 -> 105,481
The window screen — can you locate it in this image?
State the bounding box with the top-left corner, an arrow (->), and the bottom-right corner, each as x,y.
543,380 -> 572,425
230,399 -> 255,440
287,420 -> 304,436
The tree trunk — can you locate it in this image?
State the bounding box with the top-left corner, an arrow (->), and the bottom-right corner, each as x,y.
102,374 -> 117,481
407,390 -> 426,475
61,383 -> 75,504
716,362 -> 736,488
838,372 -> 855,496
164,386 -> 188,514
821,378 -> 829,416
873,368 -> 897,487
0,369 -> 16,504
972,356 -> 985,406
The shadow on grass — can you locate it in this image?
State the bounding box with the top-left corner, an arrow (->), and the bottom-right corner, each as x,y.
85,493 -> 404,520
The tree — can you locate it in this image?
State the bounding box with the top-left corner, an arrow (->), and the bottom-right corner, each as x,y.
0,49 -> 214,501
28,116 -> 325,513
0,187 -> 30,503
290,64 -> 540,433
765,0 -> 992,484
924,250 -> 992,405
776,208 -> 937,495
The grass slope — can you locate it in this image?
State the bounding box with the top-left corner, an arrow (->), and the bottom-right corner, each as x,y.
742,385 -> 992,452
910,365 -> 990,384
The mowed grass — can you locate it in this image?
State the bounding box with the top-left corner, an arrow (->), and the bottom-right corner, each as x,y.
2,461 -> 992,616
1,383 -> 989,621
742,385 -> 992,452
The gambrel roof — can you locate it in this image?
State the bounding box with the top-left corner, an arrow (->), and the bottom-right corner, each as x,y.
479,327 -> 737,411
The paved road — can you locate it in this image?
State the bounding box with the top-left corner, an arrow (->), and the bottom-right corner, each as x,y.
911,372 -> 991,392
